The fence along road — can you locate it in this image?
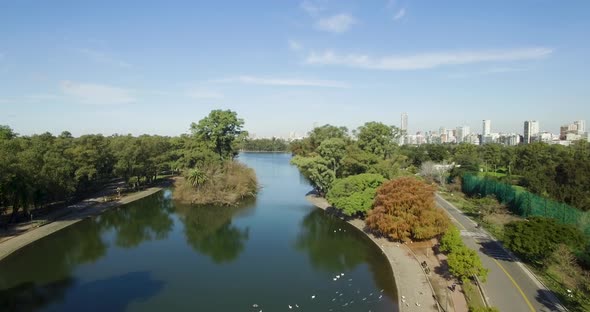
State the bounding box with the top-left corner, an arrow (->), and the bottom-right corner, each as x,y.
435,193 -> 567,312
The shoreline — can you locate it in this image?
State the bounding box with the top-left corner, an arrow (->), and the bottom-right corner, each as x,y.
0,184 -> 167,261
306,194 -> 439,312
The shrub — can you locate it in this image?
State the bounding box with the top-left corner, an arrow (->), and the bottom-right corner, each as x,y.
174,160 -> 258,206
504,217 -> 587,264
365,177 -> 449,241
447,245 -> 489,282
440,226 -> 463,254
326,173 -> 385,216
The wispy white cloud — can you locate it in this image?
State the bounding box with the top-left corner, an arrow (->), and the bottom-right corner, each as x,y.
300,0 -> 323,16
78,48 -> 131,68
447,66 -> 532,79
186,89 -> 224,99
60,81 -> 136,104
485,66 -> 529,73
393,8 -> 406,20
288,39 -> 303,51
316,14 -> 357,33
216,76 -> 348,88
306,47 -> 553,70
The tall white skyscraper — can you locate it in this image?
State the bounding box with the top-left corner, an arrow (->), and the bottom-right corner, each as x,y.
400,113 -> 408,133
524,120 -> 540,144
482,120 -> 491,136
574,120 -> 586,134
456,126 -> 470,143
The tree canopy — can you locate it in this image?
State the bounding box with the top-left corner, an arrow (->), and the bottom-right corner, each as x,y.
190,109 -> 245,160
326,173 -> 385,216
365,177 -> 449,242
504,217 -> 588,263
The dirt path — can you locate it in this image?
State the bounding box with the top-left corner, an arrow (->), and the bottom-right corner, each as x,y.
0,186 -> 166,261
306,194 -> 440,312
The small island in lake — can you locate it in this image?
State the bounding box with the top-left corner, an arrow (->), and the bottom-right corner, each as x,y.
172,110 -> 259,206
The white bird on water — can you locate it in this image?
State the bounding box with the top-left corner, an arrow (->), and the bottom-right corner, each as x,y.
311,295 -> 316,299
288,305 -> 292,309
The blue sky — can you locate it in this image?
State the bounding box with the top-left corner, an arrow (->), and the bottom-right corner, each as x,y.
1,0 -> 589,137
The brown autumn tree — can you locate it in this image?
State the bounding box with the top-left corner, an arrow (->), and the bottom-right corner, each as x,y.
365,177 -> 449,242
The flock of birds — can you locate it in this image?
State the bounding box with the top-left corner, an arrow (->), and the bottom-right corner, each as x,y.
250,272 -> 389,311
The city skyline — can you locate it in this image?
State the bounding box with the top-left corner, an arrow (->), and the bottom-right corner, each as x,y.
1,1 -> 589,137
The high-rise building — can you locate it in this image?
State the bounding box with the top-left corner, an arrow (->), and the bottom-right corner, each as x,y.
574,120 -> 586,134
400,113 -> 408,132
482,120 -> 491,136
456,126 -> 470,143
560,124 -> 578,140
524,120 -> 540,144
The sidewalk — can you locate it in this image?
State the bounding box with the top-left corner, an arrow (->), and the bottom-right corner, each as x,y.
0,185 -> 166,261
409,241 -> 469,312
307,194 -> 440,312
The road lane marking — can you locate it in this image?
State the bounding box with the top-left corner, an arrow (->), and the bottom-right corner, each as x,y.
492,258 -> 536,312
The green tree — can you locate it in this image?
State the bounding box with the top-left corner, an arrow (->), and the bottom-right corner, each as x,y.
447,245 -> 489,282
480,143 -> 503,173
308,124 -> 349,151
440,226 -> 463,253
291,155 -> 334,194
240,137 -> 288,151
504,217 -> 588,263
0,125 -> 17,140
424,144 -> 450,163
318,138 -> 346,177
326,173 -> 385,216
355,122 -> 401,160
190,109 -> 245,160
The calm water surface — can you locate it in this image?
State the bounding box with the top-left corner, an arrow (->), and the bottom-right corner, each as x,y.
0,153 -> 397,311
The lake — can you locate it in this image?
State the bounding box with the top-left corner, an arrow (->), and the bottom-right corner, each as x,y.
0,152 -> 397,312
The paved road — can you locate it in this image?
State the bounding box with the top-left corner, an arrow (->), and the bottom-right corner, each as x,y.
435,194 -> 567,312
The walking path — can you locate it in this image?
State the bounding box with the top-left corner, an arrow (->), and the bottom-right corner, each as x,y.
0,185 -> 166,261
307,194 -> 440,312
435,193 -> 567,312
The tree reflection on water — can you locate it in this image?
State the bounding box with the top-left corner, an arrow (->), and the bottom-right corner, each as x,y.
175,198 -> 255,264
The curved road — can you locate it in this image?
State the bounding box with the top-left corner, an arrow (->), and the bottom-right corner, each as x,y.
435,194 -> 567,312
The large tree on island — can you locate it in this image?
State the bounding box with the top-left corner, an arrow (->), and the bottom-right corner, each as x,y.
190,110 -> 246,160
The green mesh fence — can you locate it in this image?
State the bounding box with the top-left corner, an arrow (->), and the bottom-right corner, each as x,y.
462,174 -> 590,237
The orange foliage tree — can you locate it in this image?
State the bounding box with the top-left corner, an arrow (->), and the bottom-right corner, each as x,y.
365,177 -> 449,242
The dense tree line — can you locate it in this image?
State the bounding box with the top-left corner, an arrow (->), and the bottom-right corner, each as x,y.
0,109 -> 258,223
401,141 -> 590,211
291,123 -> 450,242
0,127 -> 175,222
291,123 -> 406,195
239,137 -> 289,152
